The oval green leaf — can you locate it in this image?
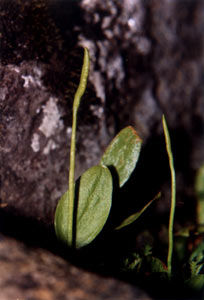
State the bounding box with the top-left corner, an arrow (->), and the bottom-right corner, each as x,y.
76,165 -> 112,248
54,165 -> 112,249
100,126 -> 142,187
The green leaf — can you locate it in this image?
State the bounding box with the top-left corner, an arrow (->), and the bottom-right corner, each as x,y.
76,165 -> 112,248
146,256 -> 168,273
100,126 -> 142,187
195,164 -> 204,230
115,193 -> 160,230
190,240 -> 204,263
186,275 -> 204,292
54,165 -> 113,249
54,190 -> 70,245
123,253 -> 142,272
189,240 -> 204,276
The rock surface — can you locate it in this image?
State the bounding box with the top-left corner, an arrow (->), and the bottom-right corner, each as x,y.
0,58 -> 108,224
0,234 -> 151,300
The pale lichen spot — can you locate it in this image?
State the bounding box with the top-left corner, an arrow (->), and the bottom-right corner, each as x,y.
67,127 -> 72,136
8,65 -> 20,73
39,97 -> 62,138
43,139 -> 57,155
21,66 -> 43,88
31,133 -> 40,152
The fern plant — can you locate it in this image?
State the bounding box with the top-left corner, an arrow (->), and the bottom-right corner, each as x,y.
54,48 -> 157,249
54,49 -> 179,284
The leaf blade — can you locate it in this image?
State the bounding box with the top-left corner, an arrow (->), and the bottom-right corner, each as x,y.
100,126 -> 142,187
76,165 -> 112,248
54,165 -> 113,249
54,190 -> 70,245
115,193 -> 160,230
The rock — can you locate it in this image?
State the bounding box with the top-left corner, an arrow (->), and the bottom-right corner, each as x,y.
0,0 -> 109,223
79,0 -> 204,140
0,58 -> 108,224
0,234 -> 151,300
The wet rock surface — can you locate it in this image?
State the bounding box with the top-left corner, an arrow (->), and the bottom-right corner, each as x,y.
0,0 -> 204,299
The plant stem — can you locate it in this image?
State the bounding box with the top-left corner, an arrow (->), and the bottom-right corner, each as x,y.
68,48 -> 90,247
162,115 -> 176,277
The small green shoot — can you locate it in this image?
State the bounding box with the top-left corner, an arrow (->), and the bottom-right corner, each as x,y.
162,115 -> 176,277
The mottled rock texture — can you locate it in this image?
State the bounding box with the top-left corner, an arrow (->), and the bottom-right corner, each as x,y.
77,0 -> 204,217
0,57 -> 107,223
0,0 -> 110,223
0,234 -> 151,300
0,0 -> 204,299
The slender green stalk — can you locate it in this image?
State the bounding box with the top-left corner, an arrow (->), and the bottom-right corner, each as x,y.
68,48 -> 90,247
162,115 -> 176,277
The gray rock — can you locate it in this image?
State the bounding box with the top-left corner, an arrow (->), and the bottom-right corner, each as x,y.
79,0 -> 204,142
0,59 -> 108,223
0,0 -> 112,223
